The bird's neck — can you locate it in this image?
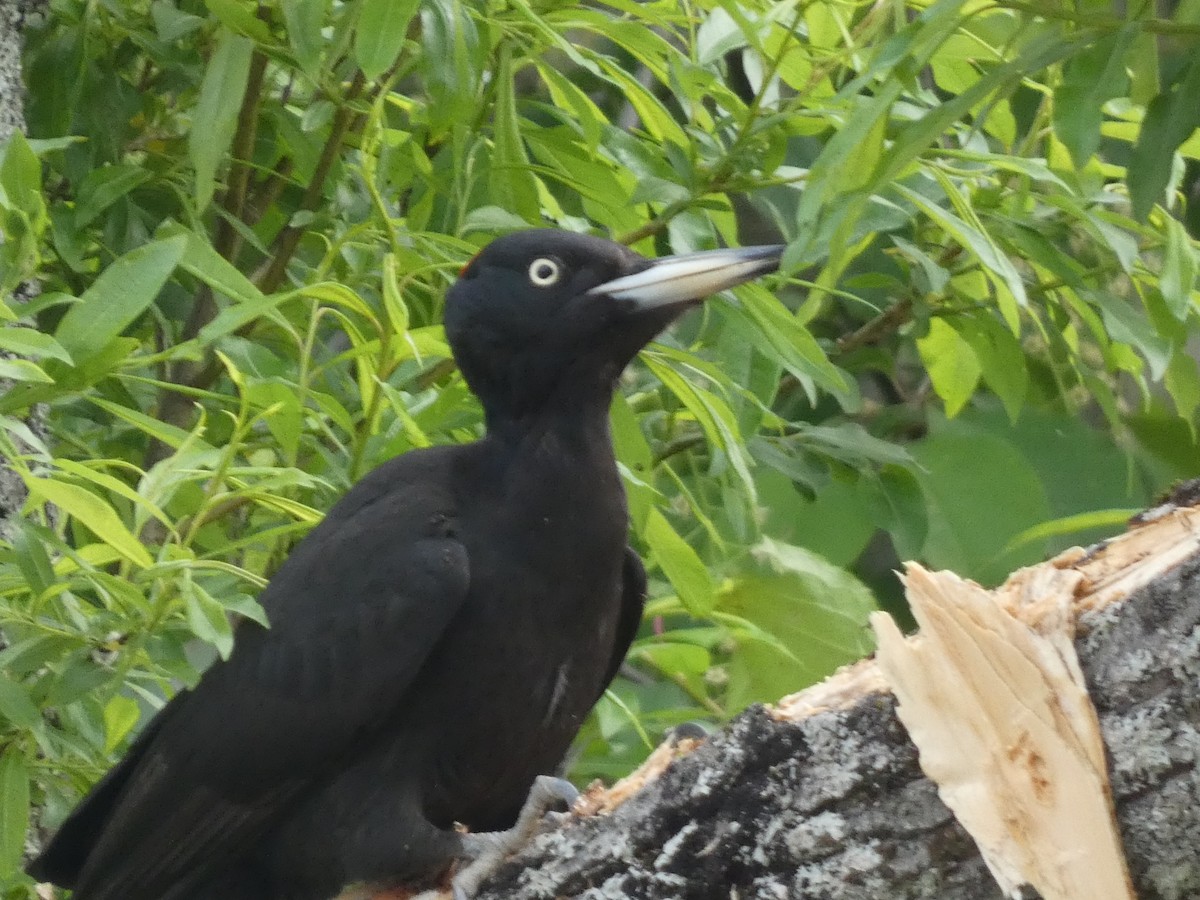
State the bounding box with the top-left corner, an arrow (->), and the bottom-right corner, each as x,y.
481,357 -> 621,447
483,374 -> 618,460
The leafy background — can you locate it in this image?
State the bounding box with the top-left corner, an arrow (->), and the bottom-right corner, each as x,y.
2,0 -> 1199,892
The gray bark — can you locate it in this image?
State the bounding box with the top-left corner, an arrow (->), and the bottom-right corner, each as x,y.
475,530 -> 1200,899
0,0 -> 47,542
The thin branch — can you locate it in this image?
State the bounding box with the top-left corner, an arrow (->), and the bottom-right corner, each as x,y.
256,70 -> 368,294
988,0 -> 1200,36
835,296 -> 915,355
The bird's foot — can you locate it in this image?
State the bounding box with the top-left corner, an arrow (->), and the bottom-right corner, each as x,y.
451,775 -> 579,900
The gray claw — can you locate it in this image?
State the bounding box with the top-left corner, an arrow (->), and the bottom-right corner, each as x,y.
451,776 -> 579,898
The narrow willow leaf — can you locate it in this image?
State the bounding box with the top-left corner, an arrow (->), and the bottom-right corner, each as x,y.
0,675 -> 40,729
1052,28 -> 1135,167
54,235 -> 187,361
103,695 -> 142,754
190,30 -> 254,211
12,520 -> 56,598
1161,217 -> 1198,320
1004,509 -> 1139,553
90,397 -> 207,450
73,165 -> 152,228
246,381 -> 303,461
727,284 -> 850,397
204,0 -> 272,42
283,0 -> 327,78
24,476 -> 154,569
355,0 -> 418,80
1129,55 -> 1200,221
182,578 -> 235,659
52,458 -> 173,532
0,748 -> 29,873
0,358 -> 53,383
894,181 -> 1026,319
610,392 -> 655,529
956,312 -> 1028,421
643,353 -> 756,502
1164,343 -> 1200,423
381,252 -> 410,336
171,225 -> 265,307
644,508 -> 715,617
492,46 -> 540,222
0,130 -> 41,215
0,326 -> 72,363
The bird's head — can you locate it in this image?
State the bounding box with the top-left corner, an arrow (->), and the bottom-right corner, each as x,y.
444,229 -> 782,428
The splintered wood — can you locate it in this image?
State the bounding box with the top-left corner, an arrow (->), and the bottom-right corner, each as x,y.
774,500 -> 1200,900
873,565 -> 1134,900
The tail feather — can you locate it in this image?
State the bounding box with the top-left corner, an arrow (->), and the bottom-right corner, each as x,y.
26,701 -> 175,887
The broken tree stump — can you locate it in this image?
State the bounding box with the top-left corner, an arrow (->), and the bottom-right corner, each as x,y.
464,487 -> 1200,900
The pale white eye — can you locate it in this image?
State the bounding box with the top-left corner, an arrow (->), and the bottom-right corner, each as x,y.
528,257 -> 562,286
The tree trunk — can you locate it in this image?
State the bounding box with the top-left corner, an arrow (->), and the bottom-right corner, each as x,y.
467,486 -> 1200,900
0,0 -> 47,542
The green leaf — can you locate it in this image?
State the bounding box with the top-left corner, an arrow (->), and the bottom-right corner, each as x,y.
1165,342 -> 1200,424
0,747 -> 29,874
204,0 -> 273,42
24,476 -> 154,569
12,520 -> 56,598
1088,289 -> 1171,380
872,465 -> 929,561
537,63 -> 604,148
721,538 -> 877,707
421,0 -> 481,137
491,46 -> 540,222
0,674 -> 40,729
724,283 -> 851,400
381,252 -> 410,336
0,130 -> 42,216
0,325 -> 72,363
644,508 -> 715,617
900,175 -> 1028,317
152,0 -> 206,41
246,380 -> 303,461
1129,55 -> 1200,221
90,397 -> 210,451
221,592 -> 270,628
55,235 -> 187,362
182,577 -> 235,659
1052,28 -> 1135,168
1005,509 -> 1137,554
956,312 -> 1028,420
0,358 -> 53,383
643,352 -> 757,502
103,695 -> 142,754
283,0 -> 328,78
1161,216 -> 1198,320
912,415 -> 1052,585
355,0 -> 418,80
52,458 -> 174,532
917,317 -> 981,417
170,224 -> 266,307
73,164 -> 152,228
190,29 -> 254,211
610,392 -> 654,529
696,7 -> 748,66
632,641 -> 711,680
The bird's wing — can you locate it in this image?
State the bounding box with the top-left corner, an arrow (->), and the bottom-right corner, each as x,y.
599,546 -> 647,692
54,463 -> 471,900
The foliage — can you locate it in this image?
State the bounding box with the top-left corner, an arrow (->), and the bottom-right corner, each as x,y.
2,0 -> 1199,891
